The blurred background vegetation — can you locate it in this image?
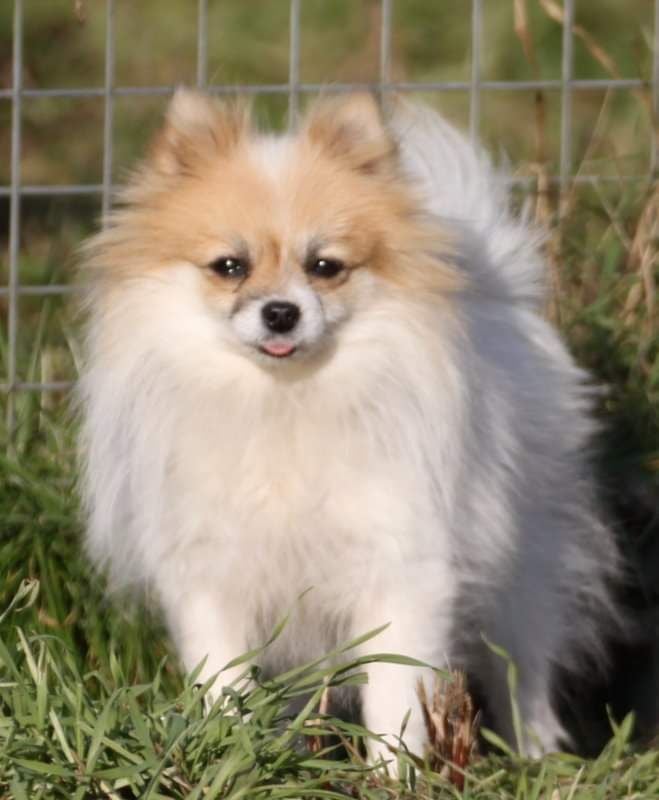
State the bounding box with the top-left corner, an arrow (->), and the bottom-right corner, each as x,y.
0,0 -> 657,756
0,0 -> 654,384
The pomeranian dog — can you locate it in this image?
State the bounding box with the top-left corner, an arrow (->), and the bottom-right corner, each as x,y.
78,90 -> 620,760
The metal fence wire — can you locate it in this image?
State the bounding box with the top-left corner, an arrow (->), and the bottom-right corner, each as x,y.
2,0 -> 658,437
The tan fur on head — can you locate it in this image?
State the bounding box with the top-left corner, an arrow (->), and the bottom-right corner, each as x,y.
150,89 -> 251,177
86,90 -> 458,303
303,93 -> 398,176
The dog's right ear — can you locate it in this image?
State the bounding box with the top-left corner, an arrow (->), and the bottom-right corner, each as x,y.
302,93 -> 396,176
150,88 -> 251,177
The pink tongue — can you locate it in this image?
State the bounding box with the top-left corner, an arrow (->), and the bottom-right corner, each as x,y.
263,341 -> 295,357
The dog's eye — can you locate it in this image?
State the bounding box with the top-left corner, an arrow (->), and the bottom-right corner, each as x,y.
208,256 -> 248,279
307,258 -> 345,279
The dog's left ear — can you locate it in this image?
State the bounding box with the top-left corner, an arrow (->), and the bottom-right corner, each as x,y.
150,88 -> 251,177
302,94 -> 396,175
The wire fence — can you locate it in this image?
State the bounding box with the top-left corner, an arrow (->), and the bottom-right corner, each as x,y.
2,0 -> 658,437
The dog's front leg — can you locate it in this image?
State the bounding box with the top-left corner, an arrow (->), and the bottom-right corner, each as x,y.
161,585 -> 249,695
353,583 -> 454,768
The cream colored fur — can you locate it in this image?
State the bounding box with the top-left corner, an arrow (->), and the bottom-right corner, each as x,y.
78,92 -> 619,761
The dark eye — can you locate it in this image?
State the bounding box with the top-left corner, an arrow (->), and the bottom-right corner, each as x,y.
307,258 -> 345,279
208,256 -> 248,279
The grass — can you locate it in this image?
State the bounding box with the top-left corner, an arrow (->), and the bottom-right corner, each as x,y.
2,574 -> 659,798
1,1 -> 658,797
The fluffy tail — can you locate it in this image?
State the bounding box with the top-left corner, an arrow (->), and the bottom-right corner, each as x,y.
389,99 -> 547,308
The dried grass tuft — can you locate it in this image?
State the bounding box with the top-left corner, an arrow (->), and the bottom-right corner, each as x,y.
417,670 -> 480,790
305,685 -> 331,755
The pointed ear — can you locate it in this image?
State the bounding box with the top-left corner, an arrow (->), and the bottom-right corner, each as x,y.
302,94 -> 396,175
150,88 -> 251,176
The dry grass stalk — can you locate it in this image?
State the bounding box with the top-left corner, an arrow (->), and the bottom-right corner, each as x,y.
526,160 -> 564,324
513,0 -> 537,69
417,670 -> 480,791
539,0 -> 619,78
513,0 -> 548,167
539,0 -> 654,161
513,0 -> 562,325
624,185 -> 658,375
535,0 -> 654,287
305,685 -> 331,755
74,0 -> 86,24
628,184 -> 658,324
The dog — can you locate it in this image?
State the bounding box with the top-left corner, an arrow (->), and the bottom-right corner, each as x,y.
78,90 -> 620,761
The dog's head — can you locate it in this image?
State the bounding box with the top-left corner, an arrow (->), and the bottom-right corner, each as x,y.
85,91 -> 456,377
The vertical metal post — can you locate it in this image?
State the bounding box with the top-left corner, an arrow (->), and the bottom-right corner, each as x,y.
288,0 -> 300,128
379,0 -> 392,104
652,0 -> 659,173
102,0 -> 115,223
197,0 -> 208,89
6,0 -> 23,441
559,0 -> 575,213
469,0 -> 482,143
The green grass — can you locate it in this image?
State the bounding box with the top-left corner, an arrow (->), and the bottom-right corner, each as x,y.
1,557 -> 659,799
1,1 -> 658,796
1,555 -> 659,797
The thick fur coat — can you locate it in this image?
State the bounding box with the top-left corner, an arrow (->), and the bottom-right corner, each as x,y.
78,92 -> 619,758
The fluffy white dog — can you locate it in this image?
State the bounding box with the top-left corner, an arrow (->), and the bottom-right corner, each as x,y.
78,91 -> 619,759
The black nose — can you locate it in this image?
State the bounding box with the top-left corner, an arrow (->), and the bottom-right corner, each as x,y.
261,301 -> 301,334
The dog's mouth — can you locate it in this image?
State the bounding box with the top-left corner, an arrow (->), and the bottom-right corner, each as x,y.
259,340 -> 297,359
